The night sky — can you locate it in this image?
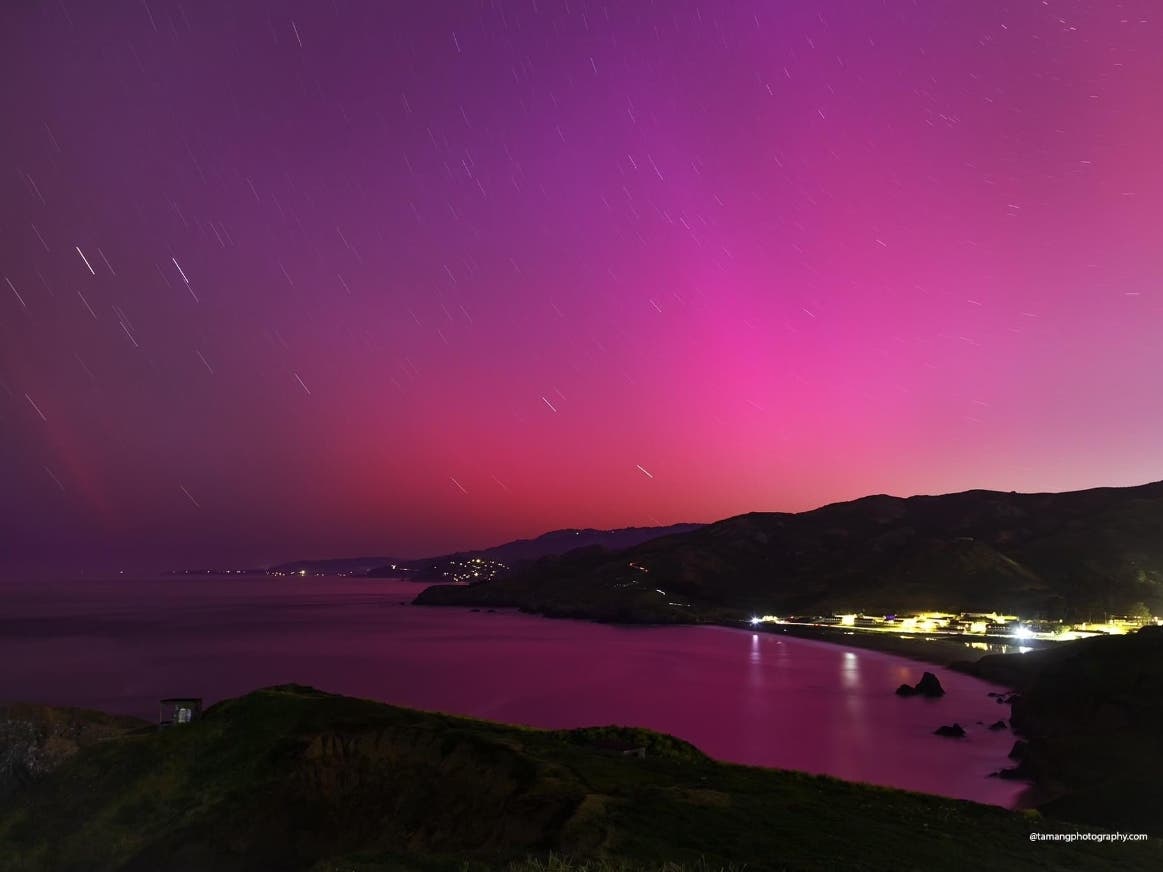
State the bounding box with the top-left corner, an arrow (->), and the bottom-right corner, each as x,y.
2,1 -> 1161,574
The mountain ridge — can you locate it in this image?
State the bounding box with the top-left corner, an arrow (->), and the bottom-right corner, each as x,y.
267,525 -> 704,579
415,479 -> 1163,620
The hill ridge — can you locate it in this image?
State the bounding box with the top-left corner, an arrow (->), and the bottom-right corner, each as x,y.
416,479 -> 1163,620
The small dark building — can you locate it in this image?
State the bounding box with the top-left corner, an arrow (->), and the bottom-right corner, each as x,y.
159,697 -> 202,727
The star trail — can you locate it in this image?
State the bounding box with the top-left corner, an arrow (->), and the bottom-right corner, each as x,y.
2,1 -> 1161,573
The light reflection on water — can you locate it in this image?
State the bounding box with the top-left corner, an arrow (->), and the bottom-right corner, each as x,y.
963,640 -> 1034,655
0,576 -> 1027,808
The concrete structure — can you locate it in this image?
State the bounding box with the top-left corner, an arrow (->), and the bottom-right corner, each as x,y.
159,697 -> 202,727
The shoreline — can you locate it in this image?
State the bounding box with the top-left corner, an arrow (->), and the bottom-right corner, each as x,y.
411,590 -> 1028,671
741,621 -> 1052,668
408,600 -> 1033,808
717,620 -> 1049,808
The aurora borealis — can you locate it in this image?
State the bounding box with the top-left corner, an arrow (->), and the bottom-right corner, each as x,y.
2,1 -> 1161,572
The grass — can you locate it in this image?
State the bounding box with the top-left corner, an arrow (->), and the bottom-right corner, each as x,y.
312,853 -> 747,872
505,859 -> 746,872
1,684 -> 1159,871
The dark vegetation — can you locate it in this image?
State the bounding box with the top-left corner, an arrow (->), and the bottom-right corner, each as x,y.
954,625 -> 1163,835
0,704 -> 147,800
1,685 -> 1156,872
416,481 -> 1163,621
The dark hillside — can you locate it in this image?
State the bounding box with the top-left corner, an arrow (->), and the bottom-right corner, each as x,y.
0,685 -> 1155,871
955,626 -> 1163,835
418,481 -> 1163,620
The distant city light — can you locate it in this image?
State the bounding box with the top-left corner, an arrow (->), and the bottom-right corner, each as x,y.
439,556 -> 508,583
741,610 -> 1153,647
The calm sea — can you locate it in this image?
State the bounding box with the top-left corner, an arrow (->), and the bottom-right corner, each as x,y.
0,575 -> 1026,807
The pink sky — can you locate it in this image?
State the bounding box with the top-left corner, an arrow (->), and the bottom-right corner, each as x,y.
1,1 -> 1161,570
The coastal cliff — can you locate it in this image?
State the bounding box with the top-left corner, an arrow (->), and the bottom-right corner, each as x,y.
0,703 -> 147,799
0,685 -> 1156,871
955,626 -> 1163,835
4,688 -> 1158,869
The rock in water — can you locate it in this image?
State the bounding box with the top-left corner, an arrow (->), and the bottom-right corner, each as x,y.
895,672 -> 945,698
915,672 -> 945,697
934,723 -> 966,738
988,720 -> 1008,731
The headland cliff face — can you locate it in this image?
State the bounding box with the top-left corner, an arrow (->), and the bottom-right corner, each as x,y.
0,703 -> 146,799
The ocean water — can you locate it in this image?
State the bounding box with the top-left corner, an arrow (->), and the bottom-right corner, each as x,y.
0,575 -> 1026,807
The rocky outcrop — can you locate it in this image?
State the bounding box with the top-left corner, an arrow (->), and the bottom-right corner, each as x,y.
934,723 -> 966,738
0,703 -> 146,798
916,672 -> 945,697
989,767 -> 1028,780
964,627 -> 1163,834
895,671 -> 946,698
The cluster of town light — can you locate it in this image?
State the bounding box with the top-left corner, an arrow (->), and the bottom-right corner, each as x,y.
747,611 -> 1153,642
442,556 -> 507,583
267,568 -> 359,577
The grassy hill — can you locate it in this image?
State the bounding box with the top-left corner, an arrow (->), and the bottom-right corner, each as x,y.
416,481 -> 1163,621
0,685 -> 1156,872
0,703 -> 147,800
